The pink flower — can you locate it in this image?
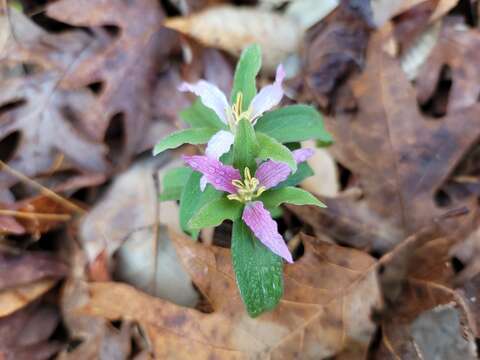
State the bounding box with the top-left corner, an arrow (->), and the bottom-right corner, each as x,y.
183,148 -> 314,263
179,65 -> 286,161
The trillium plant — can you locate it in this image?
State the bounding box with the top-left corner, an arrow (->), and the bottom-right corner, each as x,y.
153,45 -> 332,317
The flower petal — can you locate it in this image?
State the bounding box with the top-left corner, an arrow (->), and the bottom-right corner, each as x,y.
255,160 -> 291,190
242,201 -> 293,263
250,64 -> 286,121
293,148 -> 314,163
183,155 -> 240,194
205,130 -> 235,160
199,175 -> 208,192
255,148 -> 314,189
178,80 -> 229,124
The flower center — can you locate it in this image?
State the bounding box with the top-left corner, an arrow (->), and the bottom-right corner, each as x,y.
229,92 -> 252,129
227,168 -> 266,203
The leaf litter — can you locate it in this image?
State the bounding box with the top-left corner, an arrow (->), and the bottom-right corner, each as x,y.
2,0 -> 480,358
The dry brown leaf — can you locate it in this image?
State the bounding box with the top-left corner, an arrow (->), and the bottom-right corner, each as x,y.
73,232 -> 381,359
0,303 -> 62,360
302,1 -> 371,110
0,74 -> 109,187
0,251 -> 68,289
372,0 -> 459,26
0,279 -> 57,317
292,25 -> 480,252
165,5 -> 303,72
46,0 -> 168,163
0,250 -> 67,317
416,18 -> 480,113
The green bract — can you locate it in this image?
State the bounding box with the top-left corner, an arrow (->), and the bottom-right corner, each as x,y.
154,44 -> 332,317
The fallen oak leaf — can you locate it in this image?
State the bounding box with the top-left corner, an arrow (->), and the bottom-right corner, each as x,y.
416,18 -> 480,113
46,0 -> 167,163
74,232 -> 381,359
0,73 -> 109,187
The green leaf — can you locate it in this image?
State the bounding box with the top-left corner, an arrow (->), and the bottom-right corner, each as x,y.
259,186 -> 326,209
276,162 -> 314,188
159,167 -> 193,201
231,220 -> 283,317
255,105 -> 332,145
179,172 -> 223,239
189,198 -> 243,229
153,127 -> 217,156
180,99 -> 227,130
233,118 -> 259,172
231,44 -> 262,110
257,132 -> 296,172
269,206 -> 283,218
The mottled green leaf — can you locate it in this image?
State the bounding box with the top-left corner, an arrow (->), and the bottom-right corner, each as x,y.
189,198 -> 243,229
180,99 -> 227,130
153,127 -> 217,156
159,166 -> 193,201
255,105 -> 332,145
231,44 -> 261,110
260,186 -> 326,209
231,220 -> 283,317
233,118 -> 259,172
179,172 -> 223,239
257,132 -> 296,172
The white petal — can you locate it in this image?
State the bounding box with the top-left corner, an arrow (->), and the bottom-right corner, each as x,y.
200,175 -> 208,192
205,130 -> 234,160
178,80 -> 229,124
250,64 -> 286,122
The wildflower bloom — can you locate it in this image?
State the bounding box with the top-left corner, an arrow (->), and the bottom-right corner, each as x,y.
183,148 -> 313,263
179,65 -> 286,161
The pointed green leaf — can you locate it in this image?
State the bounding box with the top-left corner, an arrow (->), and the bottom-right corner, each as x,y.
255,105 -> 332,145
233,118 -> 259,172
180,99 -> 227,130
153,127 -> 217,156
179,172 -> 223,239
276,162 -> 314,188
231,44 -> 262,110
257,132 -> 296,172
189,198 -> 243,229
259,186 -> 326,209
232,220 -> 283,317
159,166 -> 193,201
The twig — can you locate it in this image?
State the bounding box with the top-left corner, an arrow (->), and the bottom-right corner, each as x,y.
0,209 -> 71,221
0,160 -> 85,215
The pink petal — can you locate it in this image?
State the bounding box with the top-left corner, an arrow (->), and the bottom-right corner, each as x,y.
254,160 -> 292,190
205,130 -> 235,160
250,64 -> 286,122
178,80 -> 229,124
255,148 -> 314,189
242,201 -> 293,263
293,148 -> 314,163
183,155 -> 240,194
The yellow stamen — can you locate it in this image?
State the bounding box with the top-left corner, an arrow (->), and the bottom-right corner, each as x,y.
227,167 -> 266,203
230,92 -> 253,125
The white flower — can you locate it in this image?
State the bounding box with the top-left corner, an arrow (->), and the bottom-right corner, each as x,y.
178,64 -> 286,161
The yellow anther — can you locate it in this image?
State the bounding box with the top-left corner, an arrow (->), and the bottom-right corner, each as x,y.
228,168 -> 266,203
230,92 -> 253,125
